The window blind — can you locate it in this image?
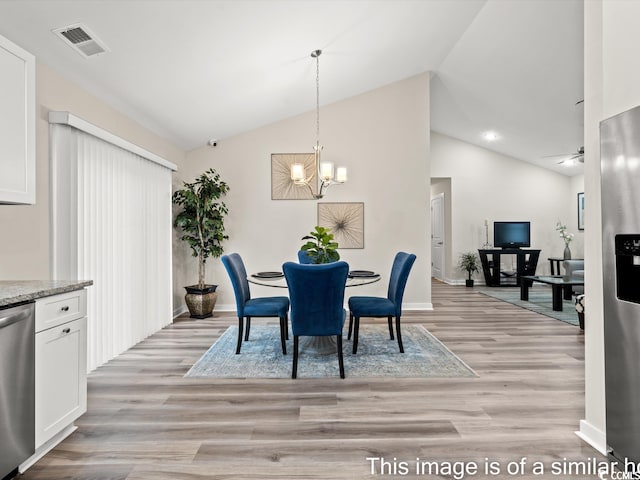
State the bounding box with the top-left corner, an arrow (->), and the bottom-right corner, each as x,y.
50,115 -> 176,372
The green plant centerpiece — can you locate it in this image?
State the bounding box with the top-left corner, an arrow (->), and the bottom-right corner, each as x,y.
172,168 -> 229,318
458,251 -> 480,287
300,226 -> 340,264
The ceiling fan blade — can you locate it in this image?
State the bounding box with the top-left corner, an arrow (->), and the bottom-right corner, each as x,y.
543,153 -> 572,158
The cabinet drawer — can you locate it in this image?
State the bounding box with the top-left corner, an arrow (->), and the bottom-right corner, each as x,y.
35,289 -> 87,333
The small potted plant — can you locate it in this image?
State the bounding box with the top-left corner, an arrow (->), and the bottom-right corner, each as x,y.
172,168 -> 229,318
458,251 -> 480,287
300,226 -> 340,264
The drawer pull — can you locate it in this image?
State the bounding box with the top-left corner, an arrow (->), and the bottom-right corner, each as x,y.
62,328 -> 71,334
61,306 -> 70,312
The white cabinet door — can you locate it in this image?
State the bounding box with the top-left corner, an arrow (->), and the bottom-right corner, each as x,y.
34,317 -> 87,448
0,33 -> 35,204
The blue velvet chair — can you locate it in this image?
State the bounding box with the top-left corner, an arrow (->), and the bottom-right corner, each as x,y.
348,252 -> 416,354
297,250 -> 314,264
282,261 -> 349,379
221,253 -> 290,355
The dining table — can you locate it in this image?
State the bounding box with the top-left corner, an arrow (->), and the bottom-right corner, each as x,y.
248,269 -> 381,354
248,270 -> 381,288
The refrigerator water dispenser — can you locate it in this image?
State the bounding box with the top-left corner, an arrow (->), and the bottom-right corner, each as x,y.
615,234 -> 640,304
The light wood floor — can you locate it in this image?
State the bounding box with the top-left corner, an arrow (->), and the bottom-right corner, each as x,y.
22,281 -> 605,479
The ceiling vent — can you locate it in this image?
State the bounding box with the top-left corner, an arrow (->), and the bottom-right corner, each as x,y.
53,23 -> 110,58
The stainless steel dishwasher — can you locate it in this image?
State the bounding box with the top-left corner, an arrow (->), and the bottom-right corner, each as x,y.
0,302 -> 35,480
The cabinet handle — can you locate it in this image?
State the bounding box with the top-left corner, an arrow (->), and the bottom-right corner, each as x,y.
62,328 -> 71,334
61,306 -> 70,312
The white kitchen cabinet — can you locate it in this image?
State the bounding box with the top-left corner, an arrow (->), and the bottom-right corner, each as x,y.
34,290 -> 87,449
0,33 -> 35,204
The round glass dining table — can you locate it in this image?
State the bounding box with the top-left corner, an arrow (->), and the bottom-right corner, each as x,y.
248,270 -> 381,354
248,272 -> 381,288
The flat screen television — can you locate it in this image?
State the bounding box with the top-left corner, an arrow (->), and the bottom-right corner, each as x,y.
494,221 -> 531,248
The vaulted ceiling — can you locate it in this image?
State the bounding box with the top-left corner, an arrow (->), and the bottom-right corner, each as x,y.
0,0 -> 584,175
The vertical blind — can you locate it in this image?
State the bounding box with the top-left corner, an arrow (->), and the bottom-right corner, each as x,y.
50,118 -> 176,372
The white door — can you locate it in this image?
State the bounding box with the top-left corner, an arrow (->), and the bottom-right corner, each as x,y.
431,193 -> 445,281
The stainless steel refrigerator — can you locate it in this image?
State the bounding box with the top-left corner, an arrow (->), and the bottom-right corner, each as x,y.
601,104 -> 640,466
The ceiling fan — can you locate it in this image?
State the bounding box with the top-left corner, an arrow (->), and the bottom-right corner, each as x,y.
543,146 -> 584,165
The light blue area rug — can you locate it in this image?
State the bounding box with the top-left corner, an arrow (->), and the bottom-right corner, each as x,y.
185,324 -> 476,379
478,286 -> 579,326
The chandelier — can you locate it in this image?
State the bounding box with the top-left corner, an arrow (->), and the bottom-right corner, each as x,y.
290,49 -> 347,199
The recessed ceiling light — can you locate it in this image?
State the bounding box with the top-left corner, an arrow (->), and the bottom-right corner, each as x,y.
483,131 -> 498,141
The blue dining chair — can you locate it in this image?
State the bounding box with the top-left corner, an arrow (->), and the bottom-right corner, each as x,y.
347,252 -> 417,354
282,261 -> 349,379
221,253 -> 290,355
297,250 -> 314,264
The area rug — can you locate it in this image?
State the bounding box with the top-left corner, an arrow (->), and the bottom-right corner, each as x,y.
478,286 -> 579,326
185,324 -> 476,379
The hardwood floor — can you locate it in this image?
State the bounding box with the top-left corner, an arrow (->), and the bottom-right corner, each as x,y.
21,281 -> 605,479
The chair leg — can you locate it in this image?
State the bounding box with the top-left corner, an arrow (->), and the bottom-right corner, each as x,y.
244,317 -> 251,341
387,315 -> 394,340
285,313 -> 289,340
235,316 -> 244,354
292,336 -> 299,379
337,335 -> 345,379
347,312 -> 354,340
279,317 -> 287,355
395,316 -> 404,353
352,316 -> 360,354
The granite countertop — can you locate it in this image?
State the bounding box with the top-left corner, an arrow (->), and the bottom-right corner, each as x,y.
0,280 -> 93,307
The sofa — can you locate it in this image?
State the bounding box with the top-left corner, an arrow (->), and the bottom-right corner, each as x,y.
563,259 -> 584,294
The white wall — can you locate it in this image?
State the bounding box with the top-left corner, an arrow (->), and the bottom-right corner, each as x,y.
580,0 -> 640,456
431,132 -> 584,283
0,62 -> 185,281
174,74 -> 432,312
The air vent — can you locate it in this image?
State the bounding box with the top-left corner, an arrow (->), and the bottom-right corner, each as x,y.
53,23 -> 110,58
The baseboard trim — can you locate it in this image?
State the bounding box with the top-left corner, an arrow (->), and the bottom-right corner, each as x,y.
173,304 -> 188,318
214,303 -> 236,312
443,278 -> 486,287
20,424 -> 77,473
576,419 -> 607,455
403,303 -> 434,311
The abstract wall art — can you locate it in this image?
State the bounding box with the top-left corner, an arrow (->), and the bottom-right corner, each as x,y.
271,153 -> 317,200
317,202 -> 364,249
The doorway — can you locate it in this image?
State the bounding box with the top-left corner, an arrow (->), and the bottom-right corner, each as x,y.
431,192 -> 445,281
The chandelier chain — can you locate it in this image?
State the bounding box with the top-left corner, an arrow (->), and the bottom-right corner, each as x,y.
315,52 -> 320,145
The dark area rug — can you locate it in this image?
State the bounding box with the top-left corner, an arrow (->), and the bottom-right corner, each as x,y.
478,286 -> 579,326
185,324 -> 476,379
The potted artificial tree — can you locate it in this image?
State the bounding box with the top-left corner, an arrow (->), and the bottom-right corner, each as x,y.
458,251 -> 480,287
173,168 -> 229,318
300,226 -> 340,264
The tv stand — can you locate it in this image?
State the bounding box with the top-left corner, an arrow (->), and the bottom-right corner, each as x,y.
478,248 -> 540,287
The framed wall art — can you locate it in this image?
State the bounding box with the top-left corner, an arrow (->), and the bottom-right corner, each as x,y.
317,202 -> 364,249
271,153 -> 317,200
577,192 -> 584,230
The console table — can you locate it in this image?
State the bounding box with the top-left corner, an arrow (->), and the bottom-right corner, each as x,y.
478,248 -> 541,287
